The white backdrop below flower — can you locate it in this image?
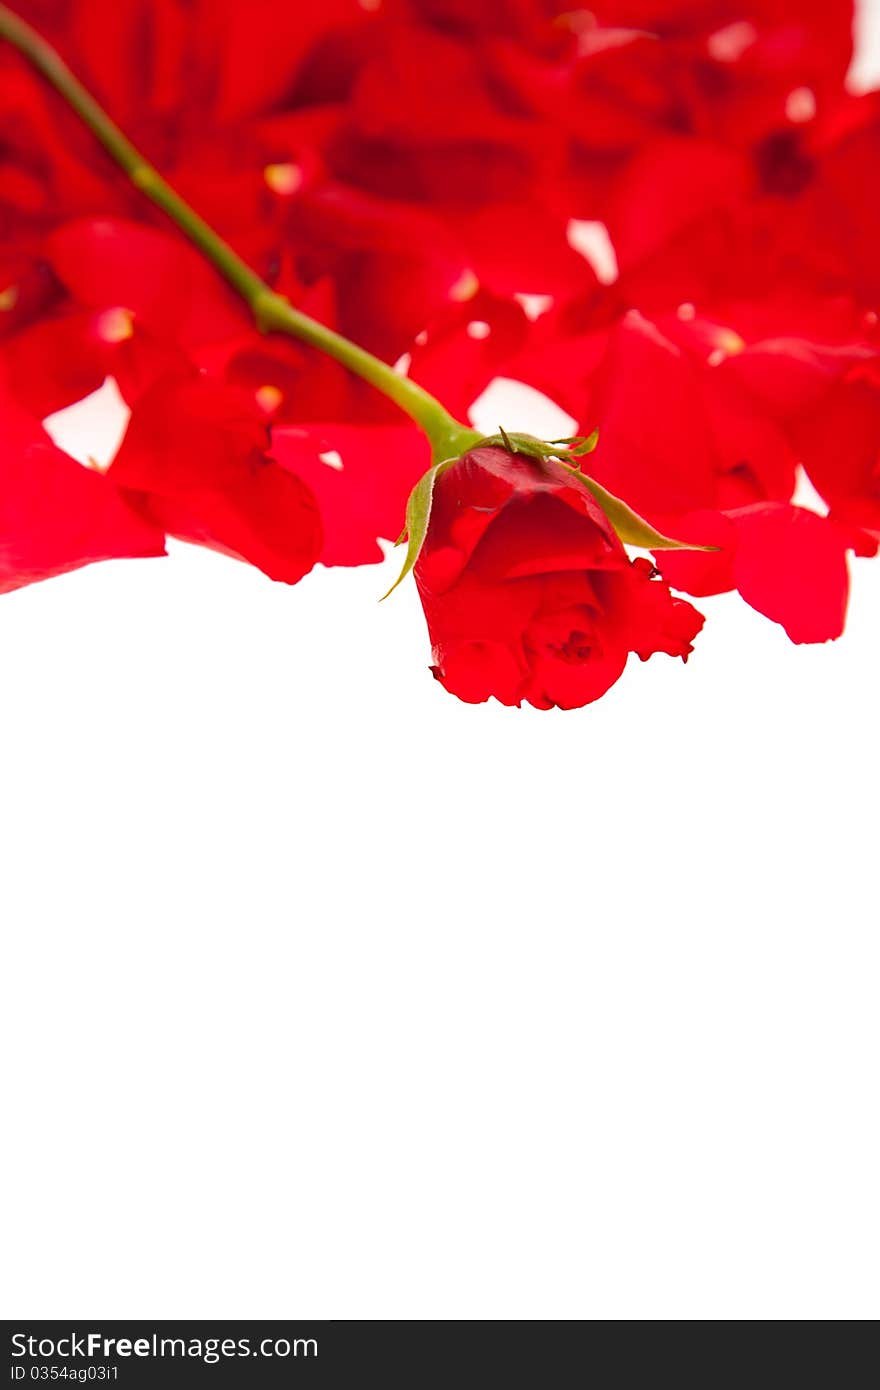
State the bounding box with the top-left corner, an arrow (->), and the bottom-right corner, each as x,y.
2,1 -> 879,1321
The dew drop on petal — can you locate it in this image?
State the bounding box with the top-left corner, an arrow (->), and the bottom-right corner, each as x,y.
718,329 -> 746,354
95,307 -> 134,343
255,384 -> 284,414
707,329 -> 746,364
263,162 -> 303,196
449,269 -> 480,303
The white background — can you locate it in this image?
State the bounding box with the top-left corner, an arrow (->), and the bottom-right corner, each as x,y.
2,3 -> 880,1323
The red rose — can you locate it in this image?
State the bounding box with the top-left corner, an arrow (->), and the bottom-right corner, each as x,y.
414,447 -> 703,709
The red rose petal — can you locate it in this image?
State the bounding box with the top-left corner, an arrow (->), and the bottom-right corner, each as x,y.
271,422 -> 430,567
731,503 -> 850,643
109,376 -> 322,584
0,390 -> 165,594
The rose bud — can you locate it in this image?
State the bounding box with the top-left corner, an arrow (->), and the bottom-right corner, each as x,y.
413,447 -> 704,709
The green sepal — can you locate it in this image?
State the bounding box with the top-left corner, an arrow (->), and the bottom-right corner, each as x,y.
472,425 -> 603,464
548,428 -> 599,458
474,427 -> 600,465
381,456 -> 458,600
556,461 -> 716,551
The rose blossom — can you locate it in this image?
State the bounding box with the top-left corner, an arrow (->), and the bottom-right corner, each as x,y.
414,446 -> 703,709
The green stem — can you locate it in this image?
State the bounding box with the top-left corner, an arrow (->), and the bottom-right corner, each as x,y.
0,3 -> 479,461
